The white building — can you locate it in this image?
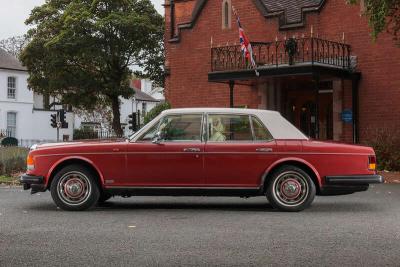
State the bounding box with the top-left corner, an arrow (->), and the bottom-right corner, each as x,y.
0,48 -> 164,145
0,48 -> 74,146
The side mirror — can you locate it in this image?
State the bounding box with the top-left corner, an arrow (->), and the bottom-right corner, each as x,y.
152,132 -> 162,144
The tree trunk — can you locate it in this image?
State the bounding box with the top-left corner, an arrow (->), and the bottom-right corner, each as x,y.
110,96 -> 123,136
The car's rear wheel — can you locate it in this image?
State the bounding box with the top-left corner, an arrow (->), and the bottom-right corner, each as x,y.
50,164 -> 100,211
266,165 -> 316,212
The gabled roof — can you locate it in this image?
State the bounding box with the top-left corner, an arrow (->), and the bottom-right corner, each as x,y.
132,87 -> 160,102
168,0 -> 325,42
0,48 -> 27,71
254,0 -> 325,29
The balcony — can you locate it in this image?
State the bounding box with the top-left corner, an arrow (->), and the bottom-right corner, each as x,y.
210,37 -> 353,80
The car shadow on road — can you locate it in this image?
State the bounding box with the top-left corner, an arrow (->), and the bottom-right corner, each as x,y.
307,202 -> 382,213
94,201 -> 276,212
25,199 -> 382,213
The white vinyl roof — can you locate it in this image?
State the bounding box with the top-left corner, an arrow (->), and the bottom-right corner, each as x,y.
133,108 -> 308,141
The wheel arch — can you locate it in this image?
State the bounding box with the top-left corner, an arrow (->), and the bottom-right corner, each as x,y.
261,158 -> 322,193
46,156 -> 105,189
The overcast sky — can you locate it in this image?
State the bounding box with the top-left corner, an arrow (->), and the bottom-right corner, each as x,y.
0,0 -> 164,40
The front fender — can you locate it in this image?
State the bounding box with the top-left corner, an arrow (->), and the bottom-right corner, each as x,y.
45,156 -> 105,188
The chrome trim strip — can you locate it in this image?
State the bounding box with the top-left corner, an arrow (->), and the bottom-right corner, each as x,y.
104,186 -> 260,190
36,151 -> 373,158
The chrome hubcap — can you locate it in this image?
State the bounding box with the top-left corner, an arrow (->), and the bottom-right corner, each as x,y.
57,171 -> 91,206
273,171 -> 309,207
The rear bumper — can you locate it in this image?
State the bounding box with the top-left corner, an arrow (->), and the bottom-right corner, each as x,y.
20,174 -> 46,194
325,175 -> 384,184
320,174 -> 384,196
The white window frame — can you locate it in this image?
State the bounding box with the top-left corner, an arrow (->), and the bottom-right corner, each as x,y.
7,76 -> 16,99
7,112 -> 17,138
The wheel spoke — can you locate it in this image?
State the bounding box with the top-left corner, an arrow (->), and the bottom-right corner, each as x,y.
273,171 -> 309,207
57,171 -> 92,206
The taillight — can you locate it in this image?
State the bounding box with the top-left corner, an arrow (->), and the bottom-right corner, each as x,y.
368,155 -> 376,171
27,154 -> 35,171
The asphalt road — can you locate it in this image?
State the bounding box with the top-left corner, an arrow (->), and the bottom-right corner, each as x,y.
1,184 -> 399,267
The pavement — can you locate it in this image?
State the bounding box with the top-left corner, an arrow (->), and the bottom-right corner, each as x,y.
0,184 -> 399,267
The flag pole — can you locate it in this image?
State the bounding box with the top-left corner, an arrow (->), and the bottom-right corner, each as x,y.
232,5 -> 259,77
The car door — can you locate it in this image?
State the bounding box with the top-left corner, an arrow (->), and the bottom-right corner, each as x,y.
123,113 -> 205,187
204,113 -> 278,187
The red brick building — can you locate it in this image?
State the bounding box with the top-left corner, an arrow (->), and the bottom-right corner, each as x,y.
164,0 -> 400,143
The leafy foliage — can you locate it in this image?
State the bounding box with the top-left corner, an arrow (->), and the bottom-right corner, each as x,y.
0,147 -> 29,175
365,127 -> 400,171
349,0 -> 400,45
1,137 -> 18,147
143,102 -> 171,125
20,0 -> 165,135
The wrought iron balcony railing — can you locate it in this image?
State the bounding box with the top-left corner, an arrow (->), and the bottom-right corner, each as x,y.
211,37 -> 351,72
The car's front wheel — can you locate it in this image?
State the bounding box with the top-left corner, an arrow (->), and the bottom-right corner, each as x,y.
50,164 -> 100,211
266,165 -> 316,212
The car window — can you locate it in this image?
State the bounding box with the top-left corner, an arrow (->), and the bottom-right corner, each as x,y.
251,116 -> 273,141
137,122 -> 160,141
159,114 -> 202,141
208,114 -> 253,141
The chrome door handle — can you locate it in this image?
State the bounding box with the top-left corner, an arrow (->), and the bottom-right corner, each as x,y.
183,148 -> 201,152
256,148 -> 273,152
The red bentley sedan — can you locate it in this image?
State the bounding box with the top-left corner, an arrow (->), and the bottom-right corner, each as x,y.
21,108 -> 383,211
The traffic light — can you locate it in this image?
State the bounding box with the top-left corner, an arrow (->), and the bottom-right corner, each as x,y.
50,114 -> 57,128
59,109 -> 68,129
128,113 -> 137,131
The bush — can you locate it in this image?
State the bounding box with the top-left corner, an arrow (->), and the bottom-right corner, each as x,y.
365,127 -> 400,171
143,102 -> 171,125
73,128 -> 98,140
0,147 -> 29,175
1,137 -> 18,146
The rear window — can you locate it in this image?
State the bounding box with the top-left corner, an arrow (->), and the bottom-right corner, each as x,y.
251,116 -> 273,141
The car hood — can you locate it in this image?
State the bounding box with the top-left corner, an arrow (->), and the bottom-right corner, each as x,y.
34,139 -> 126,150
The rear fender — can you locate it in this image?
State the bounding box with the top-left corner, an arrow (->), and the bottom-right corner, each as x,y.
260,157 -> 322,188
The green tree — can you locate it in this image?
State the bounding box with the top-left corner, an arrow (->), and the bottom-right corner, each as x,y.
20,0 -> 164,135
350,0 -> 400,44
143,101 -> 171,125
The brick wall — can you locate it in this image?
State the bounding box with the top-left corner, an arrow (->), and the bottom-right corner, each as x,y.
165,0 -> 400,143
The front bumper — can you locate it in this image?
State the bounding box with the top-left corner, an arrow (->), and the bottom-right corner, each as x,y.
20,174 -> 46,194
320,174 -> 384,196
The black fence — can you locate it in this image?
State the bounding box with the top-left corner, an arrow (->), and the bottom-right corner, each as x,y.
0,129 -> 12,138
211,37 -> 352,72
0,129 -> 54,148
73,129 -> 124,140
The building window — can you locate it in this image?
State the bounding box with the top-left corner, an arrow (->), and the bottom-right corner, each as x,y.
7,112 -> 17,138
222,0 -> 231,29
7,77 -> 16,99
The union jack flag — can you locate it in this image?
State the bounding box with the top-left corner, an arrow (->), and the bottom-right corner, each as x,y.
233,7 -> 259,76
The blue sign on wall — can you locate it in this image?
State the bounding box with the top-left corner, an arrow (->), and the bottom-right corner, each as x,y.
341,109 -> 353,123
